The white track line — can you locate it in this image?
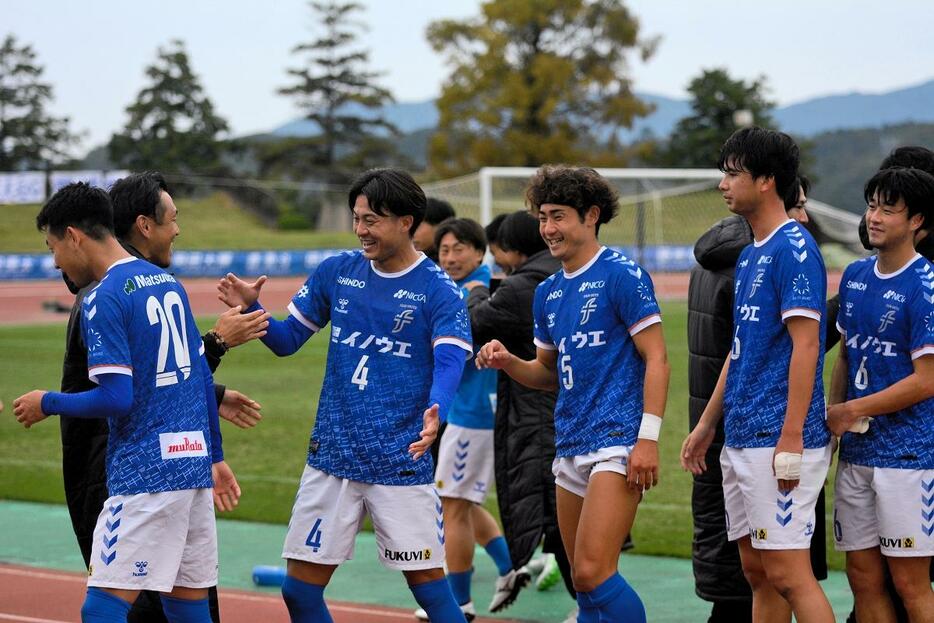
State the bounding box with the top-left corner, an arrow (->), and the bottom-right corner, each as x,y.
0,614 -> 70,623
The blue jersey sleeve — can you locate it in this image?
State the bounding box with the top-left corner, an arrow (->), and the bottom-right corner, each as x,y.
41,373 -> 134,419
776,242 -> 824,323
288,258 -> 337,331
532,282 -> 555,350
910,264 -> 934,360
836,264 -> 854,336
612,264 -> 662,335
83,288 -> 133,383
427,277 -> 472,353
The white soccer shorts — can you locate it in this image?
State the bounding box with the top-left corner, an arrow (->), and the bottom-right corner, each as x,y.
88,488 -> 217,592
721,444 -> 831,550
552,445 -> 633,498
282,465 -> 446,571
436,423 -> 495,504
834,461 -> 934,557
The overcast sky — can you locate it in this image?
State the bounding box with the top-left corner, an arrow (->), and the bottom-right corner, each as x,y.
5,0 -> 934,152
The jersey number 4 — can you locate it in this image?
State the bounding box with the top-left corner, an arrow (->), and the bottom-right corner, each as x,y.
146,292 -> 192,387
351,355 -> 370,391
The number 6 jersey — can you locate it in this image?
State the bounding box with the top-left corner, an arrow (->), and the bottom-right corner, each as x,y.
837,253 -> 934,469
82,257 -> 215,495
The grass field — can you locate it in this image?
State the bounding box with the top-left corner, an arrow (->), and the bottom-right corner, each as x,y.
0,301 -> 846,570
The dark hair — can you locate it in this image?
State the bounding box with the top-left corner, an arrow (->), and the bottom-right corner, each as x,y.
434,217 -> 487,254
879,146 -> 934,176
718,126 -> 800,201
109,172 -> 170,238
863,167 -> 934,229
525,165 -> 619,234
425,197 -> 456,226
348,168 -> 426,236
36,182 -> 114,240
782,174 -> 810,212
485,213 -> 508,246
498,210 -> 547,257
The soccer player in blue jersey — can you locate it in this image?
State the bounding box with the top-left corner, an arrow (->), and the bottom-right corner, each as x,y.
681,127 -> 834,623
13,182 -> 237,623
217,168 -> 470,623
476,165 -> 670,623
828,166 -> 934,623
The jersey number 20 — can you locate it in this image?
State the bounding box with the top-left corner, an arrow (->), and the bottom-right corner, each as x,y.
147,292 -> 191,387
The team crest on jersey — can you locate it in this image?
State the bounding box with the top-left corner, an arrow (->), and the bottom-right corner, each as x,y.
86,328 -> 103,353
749,270 -> 766,298
926,311 -> 934,333
392,308 -> 415,333
579,297 -> 598,325
637,281 -> 653,302
296,285 -> 309,299
878,309 -> 897,333
792,274 -> 810,296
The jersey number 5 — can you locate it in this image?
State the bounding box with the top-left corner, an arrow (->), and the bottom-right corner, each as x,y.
147,292 -> 191,387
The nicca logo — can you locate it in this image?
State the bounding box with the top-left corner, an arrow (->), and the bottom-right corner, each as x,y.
384,548 -> 432,562
883,290 -> 906,303
578,280 -> 605,293
546,289 -> 563,302
337,276 -> 366,288
847,281 -> 867,291
394,289 -> 426,302
880,536 -> 915,549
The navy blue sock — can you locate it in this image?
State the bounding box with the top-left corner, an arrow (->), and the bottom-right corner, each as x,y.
281,575 -> 332,623
81,587 -> 131,623
483,536 -> 513,576
577,572 -> 645,623
410,577 -> 467,623
159,595 -> 211,623
447,568 -> 473,605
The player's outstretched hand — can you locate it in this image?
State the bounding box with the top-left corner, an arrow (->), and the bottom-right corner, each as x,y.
212,461 -> 242,512
213,306 -> 270,348
680,421 -> 715,475
217,273 -> 267,310
410,404 -> 439,460
218,389 -> 262,429
475,340 -> 513,370
628,439 -> 659,492
773,433 -> 803,493
13,390 -> 47,429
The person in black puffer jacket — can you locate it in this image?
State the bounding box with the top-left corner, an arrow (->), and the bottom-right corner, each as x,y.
464,211 -> 576,600
688,176 -> 827,622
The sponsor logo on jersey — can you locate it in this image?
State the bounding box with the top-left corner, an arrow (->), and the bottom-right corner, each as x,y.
739,304 -> 760,322
750,528 -> 768,540
335,297 -> 350,314
880,536 -> 915,549
337,276 -> 366,289
757,255 -> 773,265
792,274 -> 811,296
546,289 -> 563,302
159,431 -> 209,460
845,333 -> 898,357
846,281 -> 867,291
547,313 -> 556,328
123,279 -> 136,295
133,273 -> 177,289
749,270 -> 766,298
578,280 -> 605,293
133,561 -> 149,577
393,289 -> 426,302
330,325 -> 413,358
384,548 -> 432,562
883,290 -> 906,303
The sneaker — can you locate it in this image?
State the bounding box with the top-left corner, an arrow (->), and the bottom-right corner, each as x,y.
414,601 -> 476,622
562,606 -> 579,623
534,553 -> 561,591
488,567 -> 531,613
522,555 -> 547,577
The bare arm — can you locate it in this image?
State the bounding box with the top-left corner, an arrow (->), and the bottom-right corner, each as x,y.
628,322 -> 670,491
680,356 -> 729,474
475,339 -> 558,391
828,341 -> 849,405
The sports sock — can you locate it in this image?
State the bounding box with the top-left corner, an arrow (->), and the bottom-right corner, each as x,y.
410,577 -> 467,622
281,575 -> 333,623
483,536 -> 513,576
576,572 -> 646,623
160,595 -> 212,623
447,568 -> 473,605
80,587 -> 131,623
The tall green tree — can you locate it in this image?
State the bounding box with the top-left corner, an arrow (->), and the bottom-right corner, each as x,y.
661,68 -> 775,167
427,0 -> 656,176
0,34 -> 77,170
276,0 -> 396,178
108,40 -> 229,174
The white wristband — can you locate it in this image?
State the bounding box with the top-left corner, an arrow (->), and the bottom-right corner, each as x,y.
637,413 -> 662,441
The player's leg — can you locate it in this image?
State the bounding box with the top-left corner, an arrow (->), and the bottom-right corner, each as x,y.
735,538 -> 789,623
160,587 -> 210,623
847,549 -> 897,623
887,556 -> 934,622
281,467 -> 364,623
81,587 -> 139,622
441,496 -> 476,605
758,548 -> 833,622
472,504 -> 509,574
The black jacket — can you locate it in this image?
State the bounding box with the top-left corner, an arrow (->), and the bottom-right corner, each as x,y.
688,217 -> 827,604
467,249 -> 561,568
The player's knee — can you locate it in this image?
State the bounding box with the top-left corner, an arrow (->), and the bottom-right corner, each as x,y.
740,560 -> 769,590
571,557 -> 607,592
442,497 -> 472,522
890,564 -> 933,603
761,563 -> 809,601
846,559 -> 885,594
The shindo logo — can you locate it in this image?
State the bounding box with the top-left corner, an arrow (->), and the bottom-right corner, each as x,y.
393,289 -> 426,302
578,280 -> 605,293
847,281 -> 867,291
337,276 -> 366,289
546,289 -> 563,302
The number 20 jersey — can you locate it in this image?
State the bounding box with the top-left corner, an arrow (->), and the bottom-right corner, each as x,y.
837,254 -> 934,469
532,247 -> 661,457
724,220 -> 829,449
289,251 -> 472,486
82,257 -> 213,496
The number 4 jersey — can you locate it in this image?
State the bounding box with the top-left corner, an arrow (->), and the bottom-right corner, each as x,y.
532,247 -> 661,457
82,257 -> 215,495
837,254 -> 934,469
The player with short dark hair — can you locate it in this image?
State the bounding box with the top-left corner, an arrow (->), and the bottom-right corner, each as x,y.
477,164 -> 669,622
682,128 -> 834,622
16,182 -> 234,623
218,168 -> 470,623
828,167 -> 934,623
414,196 -> 456,262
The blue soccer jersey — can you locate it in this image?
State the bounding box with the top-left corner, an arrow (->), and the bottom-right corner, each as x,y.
448,263 -> 496,430
837,254 -> 934,469
532,247 -> 661,457
82,257 -> 214,495
289,251 -> 472,485
723,220 -> 830,449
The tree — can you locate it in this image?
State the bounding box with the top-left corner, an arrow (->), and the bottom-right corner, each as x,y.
108,40 -> 229,174
277,1 -> 396,179
426,0 -> 656,176
661,68 -> 776,167
0,34 -> 77,170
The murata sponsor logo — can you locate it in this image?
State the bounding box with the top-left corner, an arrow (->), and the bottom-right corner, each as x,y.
337,276 -> 366,288
384,548 -> 432,562
167,437 -> 204,454
159,431 -> 208,460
